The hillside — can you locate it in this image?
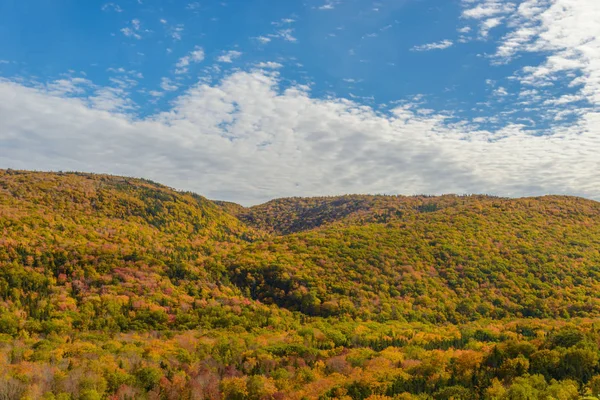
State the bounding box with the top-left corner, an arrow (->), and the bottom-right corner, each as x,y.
0,169 -> 278,334
227,195 -> 600,323
224,194 -> 502,235
3,170 -> 600,328
3,170 -> 600,399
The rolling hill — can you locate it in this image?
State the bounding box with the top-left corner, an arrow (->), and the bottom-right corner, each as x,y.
0,169 -> 279,334
3,170 -> 600,399
226,195 -> 600,323
220,194 -> 498,235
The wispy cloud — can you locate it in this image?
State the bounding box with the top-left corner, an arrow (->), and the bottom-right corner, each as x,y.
318,0 -> 340,10
121,28 -> 141,40
121,19 -> 142,40
160,78 -> 178,91
255,36 -> 272,44
411,40 -> 453,52
170,24 -> 184,41
89,86 -> 135,112
44,77 -> 92,96
461,0 -> 516,41
272,18 -> 295,27
255,30 -> 297,44
271,29 -> 297,42
186,2 -> 201,11
107,68 -> 143,80
479,16 -> 503,38
255,16 -> 297,44
462,0 -> 516,19
175,47 -> 205,74
102,3 -> 123,12
255,62 -> 283,69
217,50 -> 242,63
493,86 -> 509,96
468,0 -> 600,121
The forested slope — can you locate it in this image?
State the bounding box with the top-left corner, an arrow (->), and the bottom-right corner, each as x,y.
0,169 -> 279,334
225,194 -> 497,235
3,170 -> 600,399
227,195 -> 600,323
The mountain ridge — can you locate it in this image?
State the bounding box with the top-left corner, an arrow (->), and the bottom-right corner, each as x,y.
216,192 -> 598,235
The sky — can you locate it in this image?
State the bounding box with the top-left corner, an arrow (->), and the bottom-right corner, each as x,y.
0,0 -> 599,205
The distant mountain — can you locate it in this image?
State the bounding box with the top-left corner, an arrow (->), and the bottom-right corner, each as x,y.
226,195 -> 600,323
224,194 -> 501,235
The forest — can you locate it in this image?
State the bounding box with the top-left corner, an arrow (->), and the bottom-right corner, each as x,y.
2,169 -> 600,399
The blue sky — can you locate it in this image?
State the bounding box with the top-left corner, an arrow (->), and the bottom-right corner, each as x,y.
0,0 -> 599,204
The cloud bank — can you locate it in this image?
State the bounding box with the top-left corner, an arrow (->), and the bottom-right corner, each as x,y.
1,69 -> 599,205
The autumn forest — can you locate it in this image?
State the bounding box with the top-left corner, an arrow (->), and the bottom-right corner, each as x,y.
2,169 -> 600,399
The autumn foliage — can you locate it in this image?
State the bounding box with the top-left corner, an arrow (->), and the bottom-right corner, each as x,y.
2,170 -> 600,399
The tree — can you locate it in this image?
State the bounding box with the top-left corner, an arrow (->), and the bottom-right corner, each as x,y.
221,377 -> 248,400
558,348 -> 599,382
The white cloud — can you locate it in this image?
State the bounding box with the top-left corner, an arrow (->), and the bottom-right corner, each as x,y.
217,50 -> 242,63
461,0 -> 515,40
102,3 -> 123,12
88,86 -> 134,112
175,47 -> 205,74
480,16 -> 503,37
121,19 -> 142,40
411,40 -> 454,52
462,0 -> 516,19
255,36 -> 272,44
160,78 -> 179,91
2,70 -> 600,206
272,18 -> 295,26
44,78 -> 92,96
254,18 -> 298,44
107,68 -> 143,79
255,62 -> 283,69
493,86 -> 509,96
170,25 -> 184,41
472,0 -> 600,114
318,1 -> 340,10
121,28 -> 141,40
543,94 -> 584,106
271,29 -> 297,43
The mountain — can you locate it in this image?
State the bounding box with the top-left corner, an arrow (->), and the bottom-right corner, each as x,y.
3,170 -> 600,399
0,169 -> 276,334
222,194 -> 497,235
226,195 -> 600,322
